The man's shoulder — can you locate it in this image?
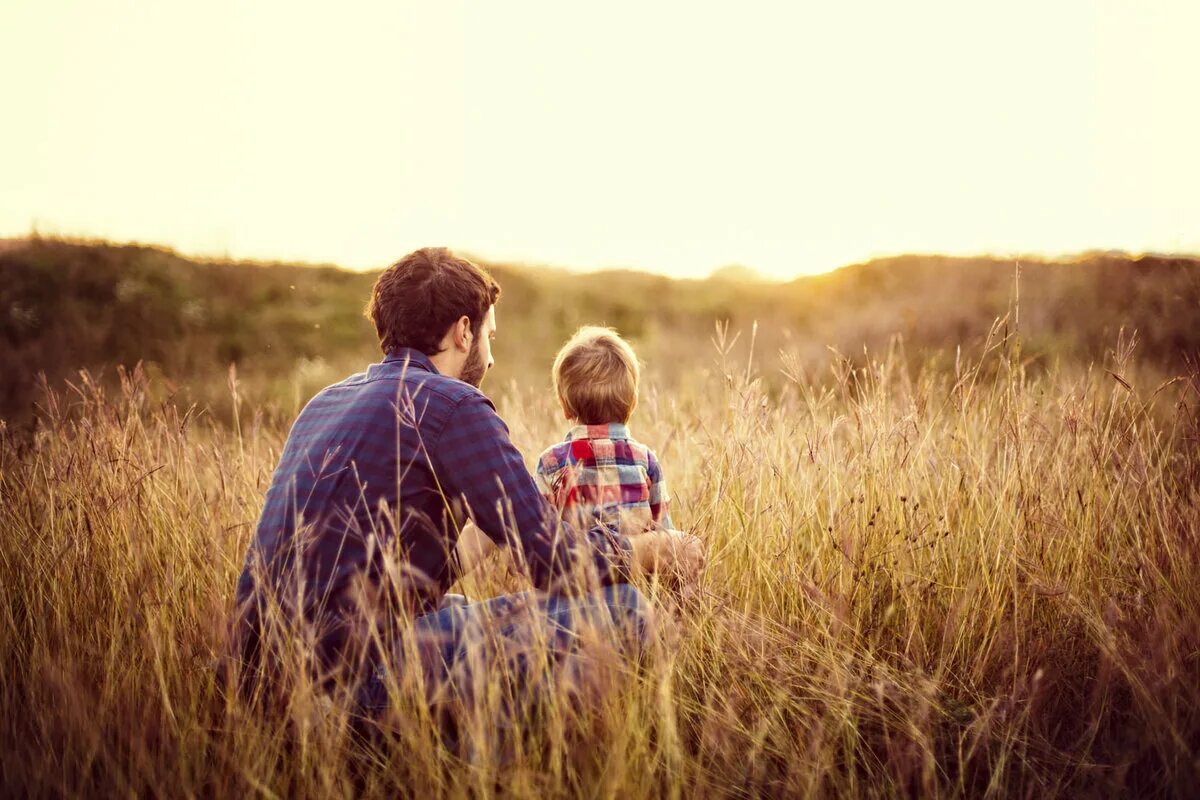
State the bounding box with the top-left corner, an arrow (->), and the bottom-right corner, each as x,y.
402,370 -> 488,409
296,364 -> 490,437
327,362 -> 485,405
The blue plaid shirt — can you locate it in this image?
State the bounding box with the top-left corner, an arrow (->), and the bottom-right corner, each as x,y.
232,348 -> 632,680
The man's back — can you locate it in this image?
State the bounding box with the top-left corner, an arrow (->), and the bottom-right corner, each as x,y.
233,350 -> 480,677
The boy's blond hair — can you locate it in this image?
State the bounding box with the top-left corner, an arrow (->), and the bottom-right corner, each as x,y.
552,326 -> 640,424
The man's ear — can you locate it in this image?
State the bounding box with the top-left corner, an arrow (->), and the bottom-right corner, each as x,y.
453,315 -> 472,352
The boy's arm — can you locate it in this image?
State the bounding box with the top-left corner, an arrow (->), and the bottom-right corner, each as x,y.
647,449 -> 674,530
533,455 -> 557,502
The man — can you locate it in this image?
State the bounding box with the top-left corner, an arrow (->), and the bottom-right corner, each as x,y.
229,247 -> 702,729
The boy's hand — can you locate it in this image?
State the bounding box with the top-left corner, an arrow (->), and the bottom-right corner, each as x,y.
630,529 -> 705,587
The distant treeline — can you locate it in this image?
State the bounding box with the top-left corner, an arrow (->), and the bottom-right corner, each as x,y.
2,238 -> 1198,422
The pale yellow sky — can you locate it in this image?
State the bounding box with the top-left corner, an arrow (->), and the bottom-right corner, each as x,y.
1,1 -> 1197,279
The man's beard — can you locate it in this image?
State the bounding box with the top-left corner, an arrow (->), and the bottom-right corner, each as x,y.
459,339 -> 487,387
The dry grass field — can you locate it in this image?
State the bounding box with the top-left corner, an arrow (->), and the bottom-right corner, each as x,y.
2,240 -> 1199,797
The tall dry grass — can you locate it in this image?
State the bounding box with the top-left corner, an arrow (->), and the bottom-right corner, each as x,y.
2,323 -> 1198,798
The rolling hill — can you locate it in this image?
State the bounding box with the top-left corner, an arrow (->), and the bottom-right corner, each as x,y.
2,238 -> 1197,423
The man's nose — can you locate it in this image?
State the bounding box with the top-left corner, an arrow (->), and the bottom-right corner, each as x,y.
487,356 -> 495,371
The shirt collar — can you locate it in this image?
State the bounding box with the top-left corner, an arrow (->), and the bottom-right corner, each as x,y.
382,347 -> 439,374
566,422 -> 632,442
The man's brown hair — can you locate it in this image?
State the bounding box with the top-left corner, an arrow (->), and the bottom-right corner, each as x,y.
366,247 -> 500,356
552,326 -> 641,424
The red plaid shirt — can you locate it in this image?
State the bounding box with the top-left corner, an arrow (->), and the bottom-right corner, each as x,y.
535,423 -> 674,533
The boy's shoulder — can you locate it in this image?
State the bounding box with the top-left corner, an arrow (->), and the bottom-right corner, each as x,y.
536,439 -> 573,473
617,434 -> 655,461
610,431 -> 665,476
537,426 -> 662,471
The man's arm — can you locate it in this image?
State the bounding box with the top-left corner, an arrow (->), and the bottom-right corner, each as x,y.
431,393 -> 632,590
451,480 -> 702,586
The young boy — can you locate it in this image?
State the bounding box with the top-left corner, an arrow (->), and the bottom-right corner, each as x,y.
535,326 -> 674,536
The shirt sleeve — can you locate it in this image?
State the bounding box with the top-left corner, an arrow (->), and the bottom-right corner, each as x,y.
533,453 -> 556,502
647,448 -> 674,530
431,393 -> 631,591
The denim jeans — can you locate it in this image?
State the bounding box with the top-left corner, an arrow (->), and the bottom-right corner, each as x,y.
356,583 -> 653,751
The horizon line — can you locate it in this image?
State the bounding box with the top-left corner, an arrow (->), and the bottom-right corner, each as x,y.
5,230 -> 1199,284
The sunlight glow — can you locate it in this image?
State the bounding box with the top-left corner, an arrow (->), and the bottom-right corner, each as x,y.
1,0 -> 1197,279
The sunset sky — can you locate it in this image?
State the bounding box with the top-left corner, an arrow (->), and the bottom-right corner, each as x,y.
1,1 -> 1197,279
